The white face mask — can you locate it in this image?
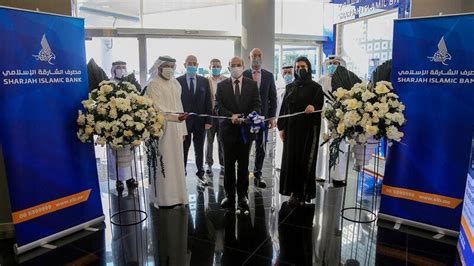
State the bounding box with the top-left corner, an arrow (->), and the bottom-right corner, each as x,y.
230,66 -> 243,79
161,67 -> 175,80
115,69 -> 127,79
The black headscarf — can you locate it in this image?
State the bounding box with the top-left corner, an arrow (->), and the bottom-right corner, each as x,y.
293,56 -> 313,85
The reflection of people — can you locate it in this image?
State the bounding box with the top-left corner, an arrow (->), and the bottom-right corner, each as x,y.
243,48 -> 277,188
177,55 -> 213,186
153,207 -> 190,266
145,56 -> 189,208
277,56 -> 324,205
107,60 -> 138,193
275,65 -> 294,170
215,57 -> 261,209
316,55 -> 349,186
313,186 -> 343,265
205,58 -> 227,176
277,202 -> 315,265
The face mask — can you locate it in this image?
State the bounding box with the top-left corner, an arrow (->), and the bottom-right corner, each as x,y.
161,67 -> 175,80
283,74 -> 293,84
327,64 -> 338,75
297,68 -> 308,79
186,66 -> 197,75
252,58 -> 262,67
211,68 -> 221,76
115,69 -> 127,79
230,67 -> 243,79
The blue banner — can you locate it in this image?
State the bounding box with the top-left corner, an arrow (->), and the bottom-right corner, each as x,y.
380,14 -> 474,232
0,7 -> 103,253
458,133 -> 474,265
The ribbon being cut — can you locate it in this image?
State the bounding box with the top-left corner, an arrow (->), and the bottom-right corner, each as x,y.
157,110 -> 321,143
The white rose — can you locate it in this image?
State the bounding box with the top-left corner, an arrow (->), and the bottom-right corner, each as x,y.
109,108 -> 118,119
386,126 -> 404,141
361,90 -> 376,102
77,112 -> 86,125
334,88 -> 347,100
337,123 -> 345,135
135,122 -> 145,131
81,99 -> 94,110
343,99 -> 361,110
132,140 -> 141,146
365,125 -> 379,136
377,81 -> 393,90
96,137 -> 107,146
123,130 -> 134,137
336,109 -> 344,119
97,95 -> 108,103
388,99 -> 400,108
322,133 -> 331,142
375,84 -> 390,94
343,111 -> 361,127
364,103 -> 374,112
398,104 -> 406,112
358,134 -> 367,144
377,103 -> 390,116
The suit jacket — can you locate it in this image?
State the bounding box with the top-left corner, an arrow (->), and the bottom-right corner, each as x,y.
177,74 -> 212,130
243,68 -> 277,119
215,77 -> 261,140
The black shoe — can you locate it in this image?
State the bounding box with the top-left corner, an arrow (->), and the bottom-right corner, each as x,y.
197,174 -> 208,186
219,167 -> 225,176
126,178 -> 138,190
238,196 -> 249,209
333,180 -> 347,187
116,180 -> 124,194
316,178 -> 325,183
221,197 -> 235,208
206,165 -> 212,175
254,177 -> 267,189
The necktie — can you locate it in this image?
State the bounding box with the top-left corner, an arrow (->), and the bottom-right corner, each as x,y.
234,79 -> 240,105
253,70 -> 261,88
189,77 -> 195,98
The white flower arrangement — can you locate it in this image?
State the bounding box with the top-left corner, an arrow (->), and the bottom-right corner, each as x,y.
77,80 -> 164,149
322,81 -> 406,169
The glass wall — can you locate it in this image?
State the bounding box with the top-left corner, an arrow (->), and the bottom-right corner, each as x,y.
146,38 -> 235,80
275,0 -> 325,35
274,44 -> 320,80
338,10 -> 398,81
85,37 -> 140,79
77,0 -> 241,32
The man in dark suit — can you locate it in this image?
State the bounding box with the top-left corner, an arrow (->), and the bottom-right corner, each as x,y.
215,56 -> 261,209
243,48 -> 277,189
177,55 -> 212,186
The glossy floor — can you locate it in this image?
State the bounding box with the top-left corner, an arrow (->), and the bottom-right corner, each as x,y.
0,139 -> 460,265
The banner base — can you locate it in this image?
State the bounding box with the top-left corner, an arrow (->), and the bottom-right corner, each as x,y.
378,213 -> 458,237
14,215 -> 104,255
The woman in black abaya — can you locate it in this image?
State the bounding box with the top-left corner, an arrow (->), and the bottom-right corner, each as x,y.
277,56 -> 324,205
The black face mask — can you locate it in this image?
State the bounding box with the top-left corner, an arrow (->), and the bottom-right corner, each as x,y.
297,68 -> 308,79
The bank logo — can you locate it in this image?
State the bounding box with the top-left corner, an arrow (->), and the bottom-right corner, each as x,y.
428,36 -> 451,66
33,34 -> 56,65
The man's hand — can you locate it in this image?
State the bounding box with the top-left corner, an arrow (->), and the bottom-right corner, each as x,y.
268,118 -> 276,129
279,130 -> 285,141
304,105 -> 315,114
178,113 -> 189,121
205,123 -> 212,130
231,114 -> 242,125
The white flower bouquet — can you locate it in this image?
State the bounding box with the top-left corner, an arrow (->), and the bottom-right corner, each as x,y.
76,80 -> 164,149
322,81 -> 406,169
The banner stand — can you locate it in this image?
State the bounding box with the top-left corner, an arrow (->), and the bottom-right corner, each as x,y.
14,216 -> 104,255
378,213 -> 458,237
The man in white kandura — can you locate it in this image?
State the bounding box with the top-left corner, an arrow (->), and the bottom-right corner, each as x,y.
316,55 -> 348,187
275,65 -> 293,170
145,56 -> 189,208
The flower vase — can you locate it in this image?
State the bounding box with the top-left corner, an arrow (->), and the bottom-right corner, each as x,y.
353,138 -> 379,171
115,145 -> 133,168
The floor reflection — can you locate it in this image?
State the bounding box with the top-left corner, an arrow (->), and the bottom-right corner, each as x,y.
0,135 -> 460,265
